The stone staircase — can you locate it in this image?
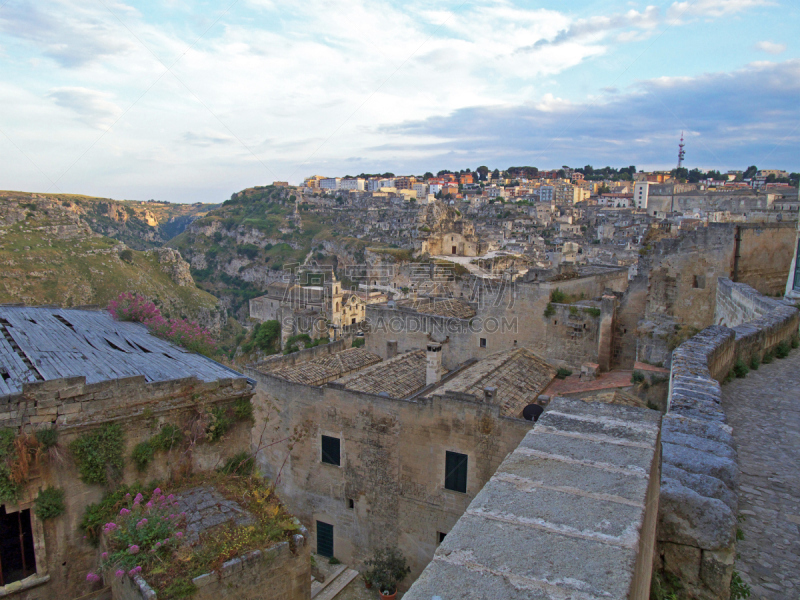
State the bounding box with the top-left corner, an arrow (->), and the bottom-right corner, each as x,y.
311,562 -> 360,600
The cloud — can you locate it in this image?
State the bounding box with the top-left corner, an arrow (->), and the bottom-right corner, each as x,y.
754,40 -> 786,54
181,131 -> 234,147
380,60 -> 800,172
47,87 -> 122,128
0,0 -> 137,67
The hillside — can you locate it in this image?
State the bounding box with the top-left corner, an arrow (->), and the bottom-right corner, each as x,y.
0,190 -> 219,250
0,194 -> 226,332
167,185 -> 369,318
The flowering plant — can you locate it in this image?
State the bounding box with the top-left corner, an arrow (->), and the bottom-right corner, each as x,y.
86,487 -> 187,582
106,293 -> 216,356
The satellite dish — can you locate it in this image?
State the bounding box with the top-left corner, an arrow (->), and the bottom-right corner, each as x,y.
523,404 -> 544,422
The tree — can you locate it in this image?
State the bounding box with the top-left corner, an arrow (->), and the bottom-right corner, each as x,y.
491,168 -> 500,178
766,173 -> 776,183
423,172 -> 433,180
476,166 -> 489,181
743,165 -> 758,180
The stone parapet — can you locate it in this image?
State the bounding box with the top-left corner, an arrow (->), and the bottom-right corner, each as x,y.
657,279 -> 799,599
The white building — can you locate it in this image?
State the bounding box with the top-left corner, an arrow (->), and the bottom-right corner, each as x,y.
634,182 -> 650,210
539,185 -> 555,203
412,182 -> 428,198
367,178 -> 395,192
340,178 -> 365,191
320,178 -> 341,190
428,183 -> 443,195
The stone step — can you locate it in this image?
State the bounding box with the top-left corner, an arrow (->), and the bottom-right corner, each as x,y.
310,563 -> 347,599
314,568 -> 360,600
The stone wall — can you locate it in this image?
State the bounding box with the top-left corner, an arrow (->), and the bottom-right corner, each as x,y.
366,269 -> 628,371
404,398 -> 662,600
245,367 -> 533,582
115,535 -> 310,600
657,284 -> 799,599
0,375 -> 254,600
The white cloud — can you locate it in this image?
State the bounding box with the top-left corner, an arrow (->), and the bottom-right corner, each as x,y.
47,87 -> 123,129
754,40 -> 786,54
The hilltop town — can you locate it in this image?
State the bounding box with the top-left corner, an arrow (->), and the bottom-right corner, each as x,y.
0,162 -> 798,600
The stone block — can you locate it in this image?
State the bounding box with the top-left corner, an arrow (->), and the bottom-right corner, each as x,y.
700,547 -> 735,598
658,478 -> 736,550
662,542 -> 701,586
661,442 -> 737,490
661,464 -> 736,511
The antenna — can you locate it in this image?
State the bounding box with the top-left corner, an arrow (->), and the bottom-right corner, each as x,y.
677,132 -> 685,169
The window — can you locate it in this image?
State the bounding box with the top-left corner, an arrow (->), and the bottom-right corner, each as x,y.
479,338 -> 486,348
316,521 -> 334,558
444,451 -> 468,493
437,531 -> 447,544
0,507 -> 36,586
347,498 -> 354,510
321,435 -> 340,466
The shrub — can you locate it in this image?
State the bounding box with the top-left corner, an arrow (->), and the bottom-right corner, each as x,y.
749,354 -> 760,370
555,368 -> 572,379
569,306 -> 578,315
34,487 -> 65,520
35,428 -> 58,449
550,288 -> 567,303
206,406 -> 233,442
584,307 -> 602,318
543,303 -> 555,318
762,349 -> 774,364
775,340 -> 790,359
352,337 -> 365,348
631,371 -> 645,384
131,442 -> 155,473
792,335 -> 799,349
70,424 -> 125,485
119,249 -> 135,263
733,359 -> 749,378
107,293 -> 160,324
233,398 -> 254,422
365,546 -> 410,595
218,452 -> 254,476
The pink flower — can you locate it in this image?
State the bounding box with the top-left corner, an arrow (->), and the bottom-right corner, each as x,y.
101,552 -> 108,560
86,572 -> 101,583
120,508 -> 130,516
128,545 -> 140,555
175,531 -> 183,539
133,493 -> 143,505
167,494 -> 175,501
152,488 -> 161,496
115,569 -> 125,579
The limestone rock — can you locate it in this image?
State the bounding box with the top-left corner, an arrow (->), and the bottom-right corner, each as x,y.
150,248 -> 195,287
658,478 -> 736,550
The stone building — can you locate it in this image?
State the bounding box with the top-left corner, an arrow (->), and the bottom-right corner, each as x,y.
249,275 -> 346,344
245,343 -> 556,580
0,306 -> 308,600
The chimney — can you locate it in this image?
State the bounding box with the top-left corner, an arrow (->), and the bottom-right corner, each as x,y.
386,340 -> 398,359
483,387 -> 497,401
426,343 -> 443,385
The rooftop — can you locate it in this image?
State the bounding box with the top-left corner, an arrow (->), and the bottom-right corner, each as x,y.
258,347 -> 382,386
0,306 -> 245,397
332,350 -> 427,399
394,298 -> 476,319
426,348 -> 556,418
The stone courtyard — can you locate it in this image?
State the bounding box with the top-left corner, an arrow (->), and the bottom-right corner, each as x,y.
722,346 -> 800,598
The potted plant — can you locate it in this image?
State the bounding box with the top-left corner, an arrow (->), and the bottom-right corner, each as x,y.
364,546 -> 410,600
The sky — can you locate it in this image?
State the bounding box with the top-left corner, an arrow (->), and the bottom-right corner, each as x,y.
0,0 -> 798,203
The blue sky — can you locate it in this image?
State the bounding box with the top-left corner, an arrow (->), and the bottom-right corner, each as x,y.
0,0 -> 797,202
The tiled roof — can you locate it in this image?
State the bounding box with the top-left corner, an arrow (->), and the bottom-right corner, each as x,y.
427,348 -> 556,418
333,350 -> 427,399
263,348 -> 382,386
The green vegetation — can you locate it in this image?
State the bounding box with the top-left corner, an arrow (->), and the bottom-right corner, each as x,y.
584,307 -> 602,318
730,570 -> 751,599
284,334 -> 329,354
733,359 -> 749,378
234,398 -> 254,421
70,424 -> 125,485
131,424 -> 184,472
34,487 -> 66,520
543,303 -> 555,318
217,451 -> 255,476
762,349 -> 774,364
749,354 -> 760,371
241,320 -> 281,355
555,368 -> 573,379
775,340 -> 790,359
35,427 -> 58,449
631,371 -> 646,384
650,571 -> 682,600
352,337 -> 365,348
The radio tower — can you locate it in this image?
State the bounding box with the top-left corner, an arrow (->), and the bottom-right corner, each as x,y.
677,132 -> 686,169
